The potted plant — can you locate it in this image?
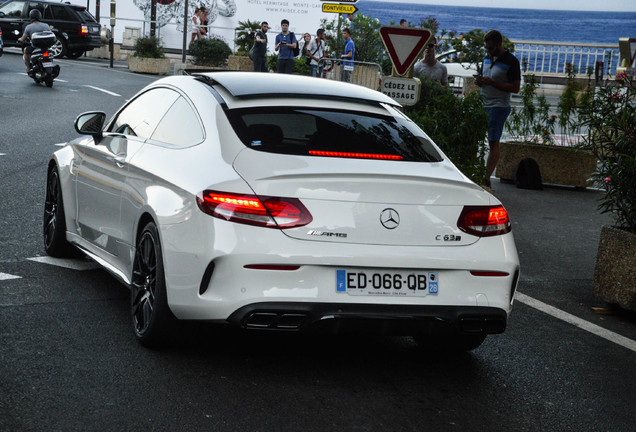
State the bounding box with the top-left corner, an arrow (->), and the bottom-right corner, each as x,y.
128,36 -> 171,75
578,72 -> 636,310
188,38 -> 232,69
497,74 -> 597,188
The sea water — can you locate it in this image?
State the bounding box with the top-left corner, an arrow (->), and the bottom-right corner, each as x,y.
358,1 -> 636,45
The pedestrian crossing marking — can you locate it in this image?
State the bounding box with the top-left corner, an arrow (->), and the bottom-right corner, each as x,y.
0,272 -> 22,281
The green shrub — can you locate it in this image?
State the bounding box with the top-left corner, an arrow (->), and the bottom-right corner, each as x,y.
405,79 -> 488,184
189,38 -> 232,66
577,73 -> 636,233
133,36 -> 165,59
265,54 -> 311,75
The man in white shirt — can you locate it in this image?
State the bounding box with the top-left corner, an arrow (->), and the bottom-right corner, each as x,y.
413,37 -> 448,87
306,28 -> 326,78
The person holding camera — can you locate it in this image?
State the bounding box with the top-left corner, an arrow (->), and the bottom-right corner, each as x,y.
275,19 -> 297,74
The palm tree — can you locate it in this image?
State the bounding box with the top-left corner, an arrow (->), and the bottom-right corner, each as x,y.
234,19 -> 262,55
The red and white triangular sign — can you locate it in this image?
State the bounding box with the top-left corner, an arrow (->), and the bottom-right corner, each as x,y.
380,26 -> 432,76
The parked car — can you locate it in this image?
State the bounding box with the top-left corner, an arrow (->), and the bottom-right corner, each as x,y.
0,25 -> 4,57
44,72 -> 520,350
435,50 -> 524,92
0,0 -> 101,58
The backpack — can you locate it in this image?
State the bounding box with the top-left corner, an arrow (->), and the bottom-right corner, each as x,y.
291,32 -> 300,57
515,158 -> 543,190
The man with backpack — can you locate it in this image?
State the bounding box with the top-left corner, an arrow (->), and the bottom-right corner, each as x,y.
307,28 -> 326,78
274,19 -> 297,74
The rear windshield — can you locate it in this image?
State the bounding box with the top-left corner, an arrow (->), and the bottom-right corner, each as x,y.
226,107 -> 443,162
75,8 -> 97,22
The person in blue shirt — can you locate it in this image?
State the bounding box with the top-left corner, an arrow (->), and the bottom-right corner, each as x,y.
341,27 -> 355,83
274,19 -> 297,74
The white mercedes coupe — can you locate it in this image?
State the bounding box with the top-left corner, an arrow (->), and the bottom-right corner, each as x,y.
43,72 -> 519,350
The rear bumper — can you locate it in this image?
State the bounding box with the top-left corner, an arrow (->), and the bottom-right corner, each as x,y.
227,302 -> 507,335
67,36 -> 102,51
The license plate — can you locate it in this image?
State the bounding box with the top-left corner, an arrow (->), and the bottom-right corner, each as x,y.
42,62 -> 53,68
336,269 -> 439,297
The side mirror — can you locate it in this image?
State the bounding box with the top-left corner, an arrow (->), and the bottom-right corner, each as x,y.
74,111 -> 106,142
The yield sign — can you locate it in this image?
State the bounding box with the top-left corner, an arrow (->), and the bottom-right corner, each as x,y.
380,26 -> 432,76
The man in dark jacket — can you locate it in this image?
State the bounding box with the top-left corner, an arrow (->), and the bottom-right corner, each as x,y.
253,21 -> 269,72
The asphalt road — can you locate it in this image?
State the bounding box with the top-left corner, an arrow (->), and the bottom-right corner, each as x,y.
1,51 -> 635,432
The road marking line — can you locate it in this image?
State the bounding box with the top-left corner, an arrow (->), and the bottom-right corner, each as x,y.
55,143 -> 66,147
27,256 -> 100,271
0,153 -> 6,156
83,85 -> 121,97
516,291 -> 636,353
0,273 -> 22,281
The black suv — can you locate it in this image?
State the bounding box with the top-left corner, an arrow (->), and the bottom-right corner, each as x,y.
0,0 -> 101,58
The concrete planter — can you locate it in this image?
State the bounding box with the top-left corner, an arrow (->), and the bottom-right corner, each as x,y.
128,56 -> 171,75
228,55 -> 253,71
593,226 -> 636,311
496,141 -> 597,188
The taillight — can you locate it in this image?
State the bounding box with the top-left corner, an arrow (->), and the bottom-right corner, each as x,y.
43,51 -> 49,57
308,150 -> 403,160
457,205 -> 511,237
80,25 -> 89,35
196,190 -> 313,229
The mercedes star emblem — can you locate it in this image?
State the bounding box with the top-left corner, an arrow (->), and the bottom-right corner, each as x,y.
380,208 -> 400,229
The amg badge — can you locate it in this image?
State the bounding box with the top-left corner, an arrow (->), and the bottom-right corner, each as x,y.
307,230 -> 348,238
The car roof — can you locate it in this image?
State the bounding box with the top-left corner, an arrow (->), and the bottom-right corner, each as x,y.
194,72 -> 399,107
9,0 -> 87,8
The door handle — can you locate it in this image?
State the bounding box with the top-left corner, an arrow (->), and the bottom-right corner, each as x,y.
107,155 -> 126,168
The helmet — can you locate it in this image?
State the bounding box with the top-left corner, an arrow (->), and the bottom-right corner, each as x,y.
29,9 -> 42,21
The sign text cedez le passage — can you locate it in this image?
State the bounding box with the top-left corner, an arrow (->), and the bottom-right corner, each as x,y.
382,79 -> 417,100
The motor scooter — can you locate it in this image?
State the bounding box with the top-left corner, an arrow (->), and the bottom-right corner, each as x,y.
24,31 -> 60,87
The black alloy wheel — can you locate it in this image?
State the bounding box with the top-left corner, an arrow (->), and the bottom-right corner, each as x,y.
131,222 -> 177,346
43,166 -> 76,257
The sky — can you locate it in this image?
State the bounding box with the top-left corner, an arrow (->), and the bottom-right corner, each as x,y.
367,0 -> 636,12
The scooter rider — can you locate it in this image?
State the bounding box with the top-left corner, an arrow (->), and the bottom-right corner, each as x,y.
18,9 -> 51,74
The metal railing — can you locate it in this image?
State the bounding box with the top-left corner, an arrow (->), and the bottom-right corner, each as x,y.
319,58 -> 383,90
512,40 -> 620,78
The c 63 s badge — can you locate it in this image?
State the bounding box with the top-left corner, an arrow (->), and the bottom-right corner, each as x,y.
436,234 -> 462,242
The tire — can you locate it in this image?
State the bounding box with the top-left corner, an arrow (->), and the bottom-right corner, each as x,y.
44,73 -> 53,87
131,222 -> 178,347
413,333 -> 487,352
50,34 -> 67,59
43,166 -> 77,257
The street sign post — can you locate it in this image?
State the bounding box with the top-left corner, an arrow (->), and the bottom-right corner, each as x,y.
379,26 -> 432,77
322,3 -> 358,14
381,76 -> 421,106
